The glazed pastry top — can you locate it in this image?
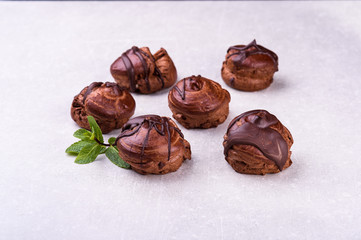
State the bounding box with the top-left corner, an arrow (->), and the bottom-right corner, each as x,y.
224,110 -> 289,170
226,40 -> 278,70
168,75 -> 230,114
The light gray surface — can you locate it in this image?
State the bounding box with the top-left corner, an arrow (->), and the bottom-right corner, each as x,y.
1,2 -> 361,239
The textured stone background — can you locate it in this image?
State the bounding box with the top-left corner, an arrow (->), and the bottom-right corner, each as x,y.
1,2 -> 360,239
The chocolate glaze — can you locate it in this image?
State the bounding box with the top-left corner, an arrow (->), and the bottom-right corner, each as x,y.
82,82 -> 103,104
138,48 -> 165,88
224,110 -> 288,170
117,115 -> 184,162
120,51 -> 136,92
72,82 -> 136,134
169,75 -> 230,116
132,47 -> 150,91
174,76 -> 187,100
173,75 -> 205,101
104,82 -> 122,95
120,46 -> 165,92
227,40 -> 278,70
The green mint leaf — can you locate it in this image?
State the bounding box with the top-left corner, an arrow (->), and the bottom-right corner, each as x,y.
65,140 -> 94,154
73,129 -> 92,140
108,137 -> 117,146
87,116 -> 104,143
75,142 -> 103,164
100,146 -> 107,154
105,146 -> 130,169
90,132 -> 95,140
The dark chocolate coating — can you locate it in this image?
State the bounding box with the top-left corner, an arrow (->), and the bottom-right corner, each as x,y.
168,75 -> 231,129
221,40 -> 279,92
110,46 -> 177,94
120,47 -> 163,92
82,82 -> 103,103
224,110 -> 288,170
71,82 -> 136,134
117,115 -> 183,161
227,39 -> 278,70
116,115 -> 191,175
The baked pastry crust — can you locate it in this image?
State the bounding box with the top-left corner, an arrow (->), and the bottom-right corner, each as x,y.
221,40 -> 278,91
71,82 -> 136,134
110,46 -> 177,94
223,110 -> 293,175
168,75 -> 231,129
116,115 -> 191,175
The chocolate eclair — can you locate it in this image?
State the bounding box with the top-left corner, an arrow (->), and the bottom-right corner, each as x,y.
110,46 -> 177,94
221,40 -> 278,91
223,110 -> 293,175
71,82 -> 136,134
116,115 -> 191,175
168,75 -> 231,129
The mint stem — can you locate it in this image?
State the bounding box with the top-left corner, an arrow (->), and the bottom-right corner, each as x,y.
94,138 -> 112,147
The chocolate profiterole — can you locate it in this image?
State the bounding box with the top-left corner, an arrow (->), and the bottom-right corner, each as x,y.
116,115 -> 191,175
223,110 -> 293,175
168,75 -> 231,129
110,46 -> 177,94
221,40 -> 278,91
71,82 -> 136,134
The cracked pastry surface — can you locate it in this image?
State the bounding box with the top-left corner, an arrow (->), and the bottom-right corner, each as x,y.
110,46 -> 177,94
116,115 -> 191,175
168,75 -> 231,129
223,110 -> 293,175
71,82 -> 136,134
221,40 -> 278,91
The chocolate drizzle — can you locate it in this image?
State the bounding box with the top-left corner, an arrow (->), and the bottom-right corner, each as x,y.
173,75 -> 202,101
105,82 -> 123,95
82,82 -> 103,104
224,110 -> 288,170
83,82 -> 124,104
132,46 -> 150,91
174,77 -> 187,100
120,46 -> 165,92
117,115 -> 184,162
227,40 -> 278,69
137,48 -> 165,89
120,52 -> 136,92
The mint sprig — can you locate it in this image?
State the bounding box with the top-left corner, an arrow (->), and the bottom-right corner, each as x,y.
87,116 -> 104,143
73,129 -> 92,140
105,146 -> 131,168
66,116 -> 130,169
65,140 -> 94,155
